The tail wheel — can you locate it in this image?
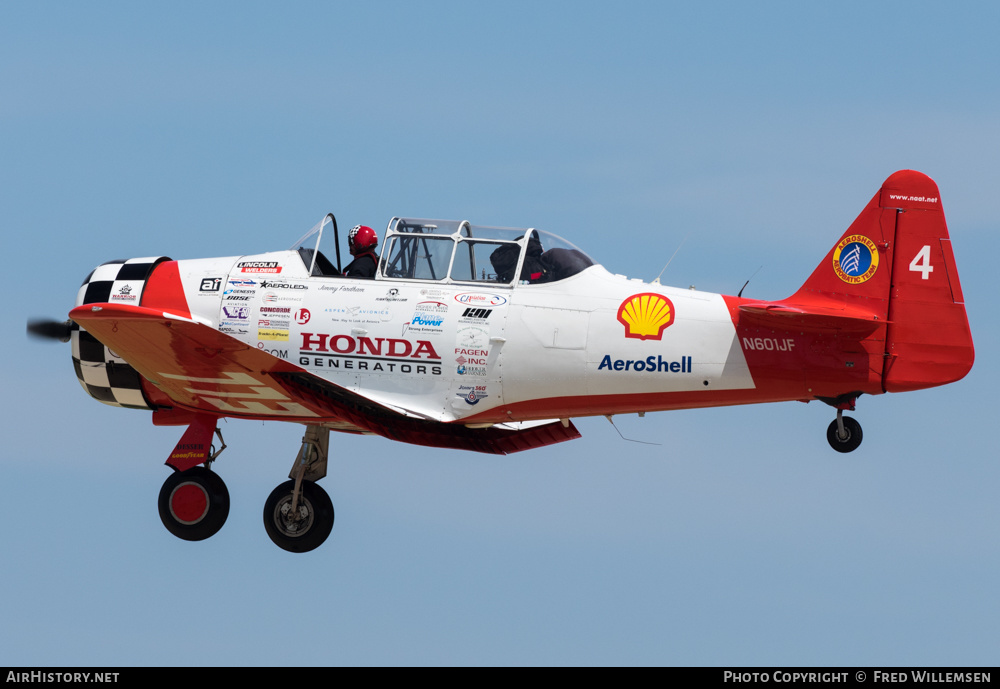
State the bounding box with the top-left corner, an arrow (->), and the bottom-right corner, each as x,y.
263,479 -> 334,553
827,416 -> 863,453
158,466 -> 230,541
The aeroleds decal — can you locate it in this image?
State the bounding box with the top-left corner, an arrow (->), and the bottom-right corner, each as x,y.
617,293 -> 675,341
832,235 -> 879,284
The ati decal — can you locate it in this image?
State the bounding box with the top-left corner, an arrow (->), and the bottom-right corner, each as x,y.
200,277 -> 222,292
832,234 -> 880,284
618,293 -> 674,340
598,355 -> 692,373
455,292 -> 507,306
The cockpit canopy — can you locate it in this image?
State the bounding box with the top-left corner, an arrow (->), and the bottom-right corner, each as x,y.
380,218 -> 595,285
293,215 -> 596,285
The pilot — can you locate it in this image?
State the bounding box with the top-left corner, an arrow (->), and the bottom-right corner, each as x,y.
344,225 -> 379,278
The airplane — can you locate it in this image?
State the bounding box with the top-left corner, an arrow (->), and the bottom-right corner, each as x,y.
28,170 -> 974,553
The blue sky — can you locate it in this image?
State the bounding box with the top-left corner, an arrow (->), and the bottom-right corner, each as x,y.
5,1 -> 999,666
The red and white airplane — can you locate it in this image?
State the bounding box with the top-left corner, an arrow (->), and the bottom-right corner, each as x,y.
30,170 -> 973,552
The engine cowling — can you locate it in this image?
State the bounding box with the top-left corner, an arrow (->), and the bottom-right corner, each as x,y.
71,257 -> 170,409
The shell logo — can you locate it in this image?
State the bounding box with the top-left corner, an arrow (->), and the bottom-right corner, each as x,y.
617,293 -> 675,340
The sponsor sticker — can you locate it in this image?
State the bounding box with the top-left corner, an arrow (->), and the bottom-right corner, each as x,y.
110,284 -> 139,302
222,306 -> 251,320
415,301 -> 449,313
238,261 -> 282,274
258,328 -> 290,341
454,292 -> 507,306
832,234 -> 880,284
597,354 -> 692,373
456,326 -> 489,348
617,293 -> 675,341
200,277 -> 222,292
456,385 -> 489,405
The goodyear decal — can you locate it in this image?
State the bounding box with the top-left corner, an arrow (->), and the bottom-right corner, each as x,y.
617,293 -> 675,340
832,235 -> 879,284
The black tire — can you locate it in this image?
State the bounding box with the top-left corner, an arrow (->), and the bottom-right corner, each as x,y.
158,466 -> 230,541
263,480 -> 334,553
827,416 -> 863,453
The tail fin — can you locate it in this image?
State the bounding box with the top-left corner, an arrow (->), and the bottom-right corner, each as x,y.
791,170 -> 974,392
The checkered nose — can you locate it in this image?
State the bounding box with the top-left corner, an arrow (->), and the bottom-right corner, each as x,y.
71,257 -> 169,409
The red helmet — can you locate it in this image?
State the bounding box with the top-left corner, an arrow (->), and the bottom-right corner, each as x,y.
348,225 -> 378,256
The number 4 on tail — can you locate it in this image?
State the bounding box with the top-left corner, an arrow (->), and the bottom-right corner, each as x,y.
909,245 -> 934,280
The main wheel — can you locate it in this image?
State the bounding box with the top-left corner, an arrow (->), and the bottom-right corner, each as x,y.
158,466 -> 230,541
827,416 -> 863,453
263,480 -> 334,553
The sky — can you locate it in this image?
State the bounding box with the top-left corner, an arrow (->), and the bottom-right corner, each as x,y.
4,1 -> 999,666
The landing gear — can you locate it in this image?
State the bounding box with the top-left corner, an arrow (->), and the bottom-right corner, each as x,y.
158,466 -> 230,541
263,425 -> 335,553
263,479 -> 334,553
827,411 -> 863,453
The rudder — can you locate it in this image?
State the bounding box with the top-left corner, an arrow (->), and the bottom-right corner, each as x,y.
879,170 -> 974,392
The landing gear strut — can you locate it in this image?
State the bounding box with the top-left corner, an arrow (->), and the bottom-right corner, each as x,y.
158,423 -> 230,541
263,425 -> 335,553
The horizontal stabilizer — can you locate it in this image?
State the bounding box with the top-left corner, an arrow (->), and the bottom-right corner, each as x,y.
738,301 -> 882,333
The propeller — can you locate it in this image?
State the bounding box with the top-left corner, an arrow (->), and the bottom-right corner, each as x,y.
27,318 -> 74,343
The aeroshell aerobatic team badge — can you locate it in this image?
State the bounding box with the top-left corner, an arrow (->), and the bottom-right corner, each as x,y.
832,234 -> 880,284
617,293 -> 675,340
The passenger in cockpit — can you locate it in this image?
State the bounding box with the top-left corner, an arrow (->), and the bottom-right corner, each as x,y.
344,225 -> 379,278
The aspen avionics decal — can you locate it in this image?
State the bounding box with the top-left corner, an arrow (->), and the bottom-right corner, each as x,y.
617,293 -> 675,341
832,235 -> 880,284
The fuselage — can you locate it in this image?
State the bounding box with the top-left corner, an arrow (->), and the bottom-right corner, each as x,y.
151,248 -> 876,425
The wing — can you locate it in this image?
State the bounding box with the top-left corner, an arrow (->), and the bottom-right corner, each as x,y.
69,303 -> 580,454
